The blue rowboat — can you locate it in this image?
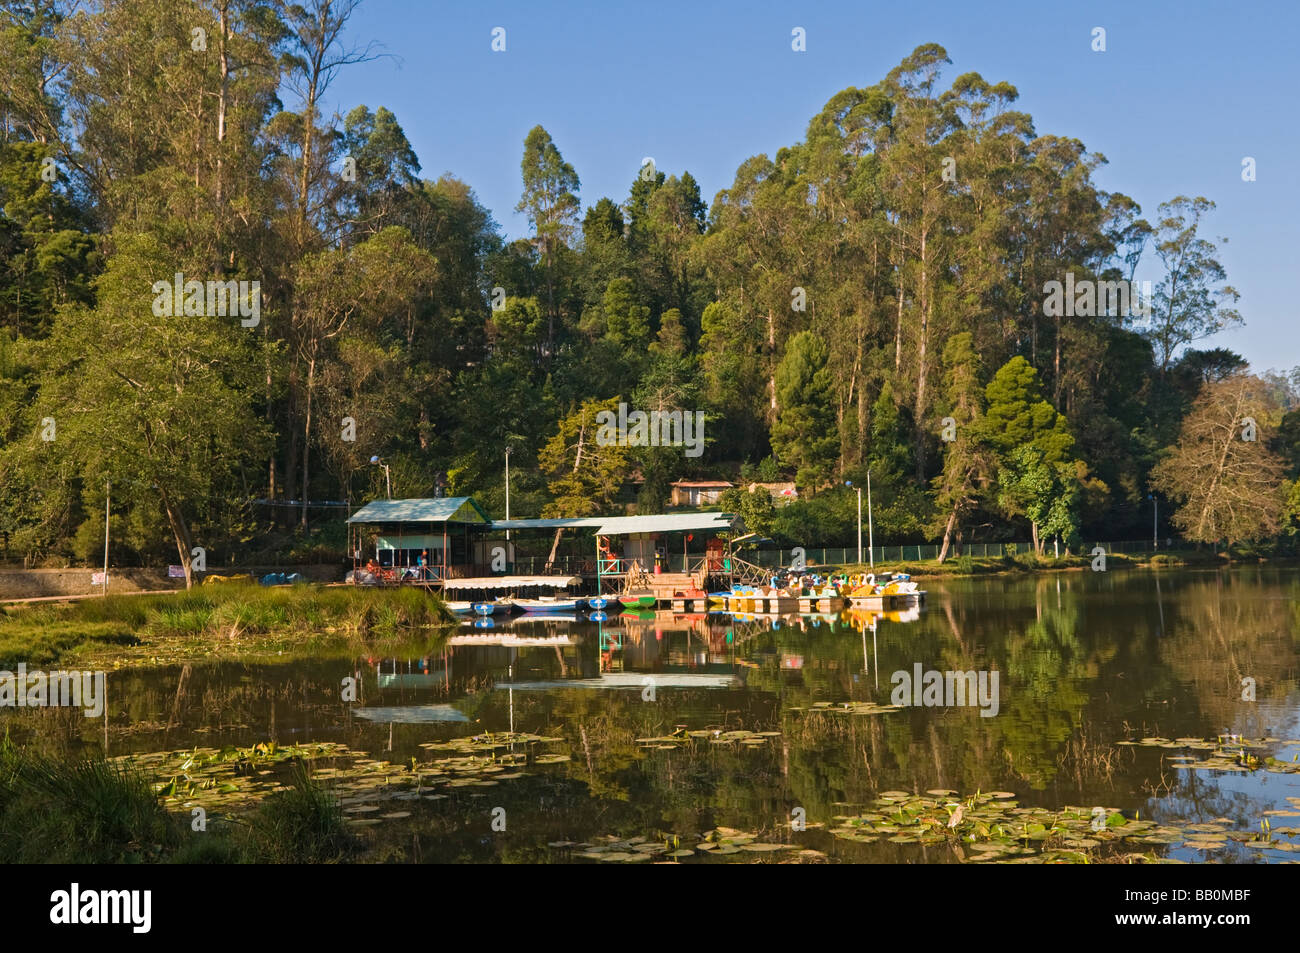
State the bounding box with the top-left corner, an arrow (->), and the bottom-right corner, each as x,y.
514,597 -> 581,612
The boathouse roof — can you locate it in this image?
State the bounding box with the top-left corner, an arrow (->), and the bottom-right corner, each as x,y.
348,497 -> 741,537
346,497 -> 490,524
489,512 -> 740,536
589,512 -> 739,536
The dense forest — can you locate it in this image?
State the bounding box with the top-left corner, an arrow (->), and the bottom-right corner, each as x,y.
1,1 -> 1297,580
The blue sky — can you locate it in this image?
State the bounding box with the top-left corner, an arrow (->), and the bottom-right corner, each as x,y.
328,0 -> 1299,373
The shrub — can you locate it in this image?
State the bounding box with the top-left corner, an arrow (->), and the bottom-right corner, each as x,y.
244,760 -> 354,863
0,739 -> 180,863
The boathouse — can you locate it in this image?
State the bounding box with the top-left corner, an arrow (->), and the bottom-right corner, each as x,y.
347,496 -> 745,596
346,497 -> 493,580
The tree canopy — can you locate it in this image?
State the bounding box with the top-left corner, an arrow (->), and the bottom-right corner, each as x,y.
0,15 -> 1289,572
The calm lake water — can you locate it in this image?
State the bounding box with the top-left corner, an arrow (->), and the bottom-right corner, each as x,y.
6,566 -> 1300,863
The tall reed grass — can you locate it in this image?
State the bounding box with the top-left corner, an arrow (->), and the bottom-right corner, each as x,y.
0,582 -> 453,666
0,734 -> 359,863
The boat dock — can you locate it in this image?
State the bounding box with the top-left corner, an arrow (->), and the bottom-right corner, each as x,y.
848,592 -> 927,611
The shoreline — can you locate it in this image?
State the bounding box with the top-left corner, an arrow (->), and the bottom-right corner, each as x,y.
5,549 -> 1292,607
2,557 -> 1294,672
816,551 -> 1300,581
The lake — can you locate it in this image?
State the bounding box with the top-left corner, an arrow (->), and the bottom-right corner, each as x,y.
5,566 -> 1298,863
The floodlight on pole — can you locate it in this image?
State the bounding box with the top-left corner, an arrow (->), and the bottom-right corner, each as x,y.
370,456 -> 392,500
846,480 -> 862,565
102,481 -> 110,596
1149,493 -> 1157,551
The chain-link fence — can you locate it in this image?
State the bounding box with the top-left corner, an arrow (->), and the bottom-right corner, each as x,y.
743,540 -> 1174,567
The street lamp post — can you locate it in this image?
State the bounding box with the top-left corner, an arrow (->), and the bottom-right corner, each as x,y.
370,456 -> 392,500
504,447 -> 512,543
1150,493 -> 1158,551
102,481 -> 110,596
866,469 -> 874,571
846,480 -> 863,565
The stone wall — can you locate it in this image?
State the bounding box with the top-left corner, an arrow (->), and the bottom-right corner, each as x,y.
0,564 -> 346,600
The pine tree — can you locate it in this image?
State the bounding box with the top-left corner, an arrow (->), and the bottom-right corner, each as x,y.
771,331 -> 838,492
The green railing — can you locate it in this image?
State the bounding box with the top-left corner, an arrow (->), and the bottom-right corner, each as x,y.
475,540 -> 1177,576
741,540 -> 1178,567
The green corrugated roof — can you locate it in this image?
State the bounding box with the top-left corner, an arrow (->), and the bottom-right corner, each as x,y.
348,499 -> 740,536
347,497 -> 489,524
593,513 -> 740,536
489,517 -> 605,530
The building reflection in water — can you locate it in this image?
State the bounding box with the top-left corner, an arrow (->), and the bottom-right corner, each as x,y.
355,604 -> 927,723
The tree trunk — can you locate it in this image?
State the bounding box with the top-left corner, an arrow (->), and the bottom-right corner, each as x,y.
894,273 -> 904,371
301,355 -> 315,528
284,356 -> 300,527
546,248 -> 556,367
265,326 -> 276,516
1053,310 -> 1062,406
937,506 -> 958,564
767,307 -> 777,419
296,60 -> 321,252
215,2 -> 229,213
914,225 -> 930,481
860,240 -> 876,456
160,488 -> 194,590
544,528 -> 564,570
545,422 -> 587,569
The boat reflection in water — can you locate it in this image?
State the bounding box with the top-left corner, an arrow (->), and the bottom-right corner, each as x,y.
355,602 -> 926,724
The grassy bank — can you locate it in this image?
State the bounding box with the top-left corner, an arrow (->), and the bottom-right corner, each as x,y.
820,547 -> 1245,579
0,581 -> 455,669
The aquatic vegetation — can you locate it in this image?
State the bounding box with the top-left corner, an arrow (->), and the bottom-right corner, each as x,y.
788,700 -> 904,715
136,742 -> 346,808
419,731 -> 566,755
634,727 -> 781,748
557,828 -> 807,863
825,789 -> 1300,863
1115,736 -> 1300,775
118,736 -> 562,835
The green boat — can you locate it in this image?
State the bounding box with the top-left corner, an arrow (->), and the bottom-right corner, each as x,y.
620,593 -> 656,609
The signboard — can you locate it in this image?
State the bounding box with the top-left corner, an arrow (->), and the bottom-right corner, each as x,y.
91,572 -> 106,586
168,565 -> 186,578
